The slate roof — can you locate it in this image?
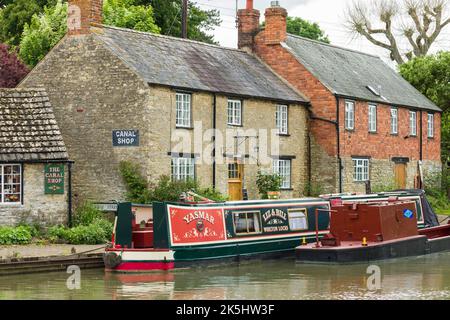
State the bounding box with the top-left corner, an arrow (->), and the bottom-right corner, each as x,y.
94,26 -> 308,104
285,34 -> 441,112
0,88 -> 68,162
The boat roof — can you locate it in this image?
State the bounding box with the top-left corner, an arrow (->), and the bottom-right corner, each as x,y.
161,197 -> 328,207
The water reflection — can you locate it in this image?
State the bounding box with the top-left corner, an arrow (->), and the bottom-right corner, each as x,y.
0,252 -> 449,300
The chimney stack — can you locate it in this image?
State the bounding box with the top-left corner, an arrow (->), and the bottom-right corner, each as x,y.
237,0 -> 260,51
264,1 -> 287,44
68,0 -> 103,36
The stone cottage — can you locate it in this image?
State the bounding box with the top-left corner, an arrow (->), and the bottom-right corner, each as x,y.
238,0 -> 442,194
0,88 -> 70,226
20,0 -> 311,202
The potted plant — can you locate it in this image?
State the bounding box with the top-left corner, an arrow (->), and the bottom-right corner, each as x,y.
256,171 -> 283,200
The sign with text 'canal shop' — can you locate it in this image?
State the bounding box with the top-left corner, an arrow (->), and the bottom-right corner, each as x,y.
112,130 -> 139,147
44,164 -> 65,195
168,206 -> 226,244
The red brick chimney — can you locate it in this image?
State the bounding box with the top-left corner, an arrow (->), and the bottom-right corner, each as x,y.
264,1 -> 287,44
237,0 -> 260,51
67,0 -> 103,36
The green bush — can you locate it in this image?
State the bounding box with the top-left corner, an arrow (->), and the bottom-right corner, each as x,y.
48,219 -> 113,245
256,171 -> 283,199
371,180 -> 397,193
73,201 -> 105,227
424,170 -> 450,214
0,226 -> 33,245
119,161 -> 153,203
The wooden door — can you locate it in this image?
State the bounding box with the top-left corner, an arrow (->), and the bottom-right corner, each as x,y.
394,163 -> 407,189
228,163 -> 243,201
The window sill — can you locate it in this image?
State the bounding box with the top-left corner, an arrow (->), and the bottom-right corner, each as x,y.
277,133 -> 291,137
427,136 -> 435,140
227,124 -> 243,128
368,131 -> 377,134
176,126 -> 194,130
353,181 -> 369,184
0,203 -> 22,207
390,133 -> 399,136
345,128 -> 355,132
281,188 -> 294,191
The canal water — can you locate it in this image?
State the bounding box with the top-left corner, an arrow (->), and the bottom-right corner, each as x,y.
1,252 -> 449,300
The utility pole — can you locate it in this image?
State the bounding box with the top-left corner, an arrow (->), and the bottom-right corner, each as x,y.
182,0 -> 188,39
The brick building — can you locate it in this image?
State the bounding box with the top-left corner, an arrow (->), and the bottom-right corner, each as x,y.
20,0 -> 311,203
238,0 -> 442,193
0,88 -> 70,226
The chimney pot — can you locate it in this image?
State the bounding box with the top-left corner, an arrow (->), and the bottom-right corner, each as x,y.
271,1 -> 280,7
246,0 -> 254,10
237,2 -> 260,51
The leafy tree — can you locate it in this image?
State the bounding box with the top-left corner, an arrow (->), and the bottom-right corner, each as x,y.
0,0 -> 60,46
399,51 -> 450,163
19,0 -> 68,67
286,16 -> 330,43
142,0 -> 221,44
346,0 -> 450,64
0,43 -> 29,88
103,0 -> 160,33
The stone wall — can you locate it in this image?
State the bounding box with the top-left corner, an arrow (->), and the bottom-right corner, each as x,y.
20,34 -> 152,204
0,163 -> 68,226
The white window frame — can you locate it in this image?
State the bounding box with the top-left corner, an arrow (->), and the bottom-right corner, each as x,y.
227,99 -> 242,126
0,164 -> 22,204
352,158 -> 369,182
390,108 -> 398,134
368,104 -> 377,133
409,111 -> 417,136
233,211 -> 262,235
427,113 -> 434,138
276,104 -> 288,135
288,208 -> 308,231
175,92 -> 192,128
273,159 -> 291,189
171,157 -> 195,181
345,101 -> 355,130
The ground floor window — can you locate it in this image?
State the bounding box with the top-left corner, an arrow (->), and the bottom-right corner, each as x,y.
233,211 -> 261,235
288,209 -> 308,231
171,157 -> 195,181
273,159 -> 291,189
353,158 -> 369,182
0,164 -> 22,204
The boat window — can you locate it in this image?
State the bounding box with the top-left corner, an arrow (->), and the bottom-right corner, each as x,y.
288,209 -> 308,231
233,211 -> 261,235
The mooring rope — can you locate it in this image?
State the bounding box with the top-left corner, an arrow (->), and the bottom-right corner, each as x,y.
64,244 -> 109,258
439,215 -> 450,225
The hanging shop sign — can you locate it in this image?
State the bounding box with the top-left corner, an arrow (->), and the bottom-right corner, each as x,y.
44,164 -> 65,195
112,130 -> 139,147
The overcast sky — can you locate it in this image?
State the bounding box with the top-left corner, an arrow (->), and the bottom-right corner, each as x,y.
195,0 -> 450,66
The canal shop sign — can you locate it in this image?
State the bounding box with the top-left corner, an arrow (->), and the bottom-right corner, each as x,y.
44,164 -> 65,194
168,205 -> 226,244
112,130 -> 139,147
262,208 -> 289,233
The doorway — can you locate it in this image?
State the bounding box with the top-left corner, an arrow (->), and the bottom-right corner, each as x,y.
394,163 -> 407,189
228,162 -> 244,201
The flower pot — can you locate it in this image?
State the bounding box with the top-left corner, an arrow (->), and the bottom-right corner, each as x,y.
267,191 -> 281,199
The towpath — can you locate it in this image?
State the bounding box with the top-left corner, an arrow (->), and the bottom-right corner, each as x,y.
0,244 -> 105,260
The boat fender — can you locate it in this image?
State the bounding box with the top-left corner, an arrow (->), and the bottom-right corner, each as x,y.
103,252 -> 122,269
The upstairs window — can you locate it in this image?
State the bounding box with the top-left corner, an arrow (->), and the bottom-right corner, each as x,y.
410,111 -> 417,136
428,113 -> 434,138
390,108 -> 398,134
353,158 -> 369,182
345,101 -> 355,130
276,104 -> 288,134
171,157 -> 195,181
176,93 -> 192,128
368,104 -> 377,133
227,99 -> 242,126
273,159 -> 291,189
0,164 -> 21,204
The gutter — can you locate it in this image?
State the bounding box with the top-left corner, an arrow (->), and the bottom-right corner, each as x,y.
309,95 -> 343,193
212,94 -> 217,189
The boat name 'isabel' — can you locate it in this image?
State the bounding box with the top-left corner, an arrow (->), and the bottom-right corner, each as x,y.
183,210 -> 215,225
